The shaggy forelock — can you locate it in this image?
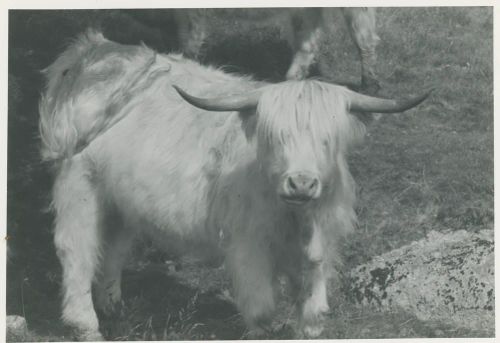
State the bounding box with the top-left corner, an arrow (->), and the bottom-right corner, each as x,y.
256,80 -> 366,153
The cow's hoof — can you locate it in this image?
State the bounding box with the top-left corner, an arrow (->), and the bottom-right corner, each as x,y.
76,329 -> 104,341
245,320 -> 273,339
302,323 -> 324,338
245,327 -> 268,339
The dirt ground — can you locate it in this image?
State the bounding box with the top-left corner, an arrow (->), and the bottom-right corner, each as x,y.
6,7 -> 493,340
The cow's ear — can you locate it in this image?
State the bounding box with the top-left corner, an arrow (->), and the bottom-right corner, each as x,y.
240,110 -> 257,141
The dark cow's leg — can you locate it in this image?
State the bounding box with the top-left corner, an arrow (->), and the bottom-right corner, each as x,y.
52,157 -> 103,341
174,9 -> 208,59
285,9 -> 323,80
342,7 -> 381,93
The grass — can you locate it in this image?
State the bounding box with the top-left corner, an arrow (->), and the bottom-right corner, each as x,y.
7,7 -> 493,340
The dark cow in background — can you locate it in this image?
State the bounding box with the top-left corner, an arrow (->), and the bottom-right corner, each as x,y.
175,8 -> 380,88
39,31 -> 429,340
128,8 -> 381,91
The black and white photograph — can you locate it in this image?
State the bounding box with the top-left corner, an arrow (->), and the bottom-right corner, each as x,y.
4,1 -> 495,341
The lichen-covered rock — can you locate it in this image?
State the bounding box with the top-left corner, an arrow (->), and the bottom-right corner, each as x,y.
348,230 -> 494,332
6,315 -> 29,341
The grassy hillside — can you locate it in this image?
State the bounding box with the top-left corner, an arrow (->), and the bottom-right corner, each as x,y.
7,7 -> 493,340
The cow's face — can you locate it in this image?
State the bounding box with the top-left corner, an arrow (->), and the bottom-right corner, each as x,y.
255,83 -> 342,206
256,127 -> 335,206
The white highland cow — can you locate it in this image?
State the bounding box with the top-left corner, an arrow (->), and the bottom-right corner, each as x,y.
39,31 -> 430,340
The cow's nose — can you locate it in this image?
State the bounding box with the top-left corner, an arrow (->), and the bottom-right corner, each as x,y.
283,172 -> 320,203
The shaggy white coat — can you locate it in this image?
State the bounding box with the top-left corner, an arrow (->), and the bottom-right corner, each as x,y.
39,31 -> 365,340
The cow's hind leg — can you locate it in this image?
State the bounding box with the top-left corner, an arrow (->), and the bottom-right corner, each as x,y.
285,9 -> 323,80
94,220 -> 135,317
342,7 -> 381,93
174,9 -> 208,60
53,157 -> 103,341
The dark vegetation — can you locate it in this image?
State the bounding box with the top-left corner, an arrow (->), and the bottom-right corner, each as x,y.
7,7 -> 493,340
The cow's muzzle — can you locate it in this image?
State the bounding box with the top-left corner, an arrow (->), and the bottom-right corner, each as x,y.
280,172 -> 321,205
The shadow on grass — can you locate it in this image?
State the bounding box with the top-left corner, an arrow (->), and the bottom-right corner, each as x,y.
13,263 -> 246,341
101,265 -> 245,341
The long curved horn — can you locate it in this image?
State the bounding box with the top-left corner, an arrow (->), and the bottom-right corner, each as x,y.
348,87 -> 434,113
173,85 -> 261,112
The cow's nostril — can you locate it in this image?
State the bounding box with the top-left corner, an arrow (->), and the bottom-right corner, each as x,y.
288,177 -> 297,191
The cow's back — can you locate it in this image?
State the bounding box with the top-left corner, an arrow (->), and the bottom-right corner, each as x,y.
40,31 -> 262,248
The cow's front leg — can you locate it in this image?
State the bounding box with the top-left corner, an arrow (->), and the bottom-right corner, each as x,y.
226,236 -> 276,336
297,224 -> 329,338
299,260 -> 329,337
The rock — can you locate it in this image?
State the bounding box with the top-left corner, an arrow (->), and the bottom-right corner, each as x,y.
6,315 -> 29,341
348,230 -> 494,332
